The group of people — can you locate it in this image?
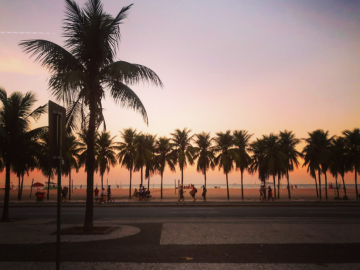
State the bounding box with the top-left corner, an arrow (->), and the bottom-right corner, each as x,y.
132,184 -> 151,200
259,185 -> 274,201
176,184 -> 207,204
94,185 -> 112,202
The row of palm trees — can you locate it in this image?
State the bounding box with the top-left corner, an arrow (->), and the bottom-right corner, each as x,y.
41,126 -> 360,203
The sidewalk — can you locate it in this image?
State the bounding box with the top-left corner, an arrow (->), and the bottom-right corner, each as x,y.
1,199 -> 359,207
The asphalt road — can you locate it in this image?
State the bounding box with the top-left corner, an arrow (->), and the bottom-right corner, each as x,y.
6,206 -> 360,221
1,206 -> 360,264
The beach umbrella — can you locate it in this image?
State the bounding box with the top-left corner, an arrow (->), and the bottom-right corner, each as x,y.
32,182 -> 44,187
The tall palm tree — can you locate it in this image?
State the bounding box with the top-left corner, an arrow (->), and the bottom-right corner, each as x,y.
193,132 -> 216,200
63,134 -> 81,200
262,134 -> 286,199
0,88 -> 46,221
330,137 -> 347,198
302,130 -> 333,200
95,131 -> 117,190
38,130 -> 56,200
342,129 -> 360,200
144,134 -> 157,190
12,137 -> 39,200
155,137 -> 175,199
214,130 -> 236,200
134,134 -> 150,186
20,0 -> 163,231
279,130 -> 301,199
117,128 -> 137,199
170,128 -> 195,187
249,138 -> 268,193
233,130 -> 253,199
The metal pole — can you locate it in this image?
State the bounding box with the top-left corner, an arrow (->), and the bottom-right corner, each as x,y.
30,178 -> 34,197
56,113 -> 62,270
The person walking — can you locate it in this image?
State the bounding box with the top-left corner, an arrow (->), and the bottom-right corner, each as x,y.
94,187 -> 99,199
176,186 -> 186,204
190,184 -> 197,202
202,185 -> 207,201
268,186 -> 274,201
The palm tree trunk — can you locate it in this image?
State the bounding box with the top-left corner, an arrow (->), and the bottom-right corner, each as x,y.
226,172 -> 229,200
20,174 -> 24,201
181,168 -> 184,187
141,166 -> 143,186
277,174 -> 280,199
47,175 -> 50,200
287,170 -> 291,199
342,175 -> 347,197
101,174 -> 103,190
1,161 -> 11,222
69,169 -> 71,200
241,170 -> 244,200
273,175 -> 276,199
17,175 -> 21,200
324,172 -> 328,200
314,173 -> 318,197
161,171 -> 163,199
148,174 -> 150,190
129,169 -> 132,199
335,174 -> 339,198
318,169 -> 322,199
83,98 -> 96,232
355,167 -> 358,200
204,169 -> 207,201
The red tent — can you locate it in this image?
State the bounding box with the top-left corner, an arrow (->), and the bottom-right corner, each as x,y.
32,182 -> 44,187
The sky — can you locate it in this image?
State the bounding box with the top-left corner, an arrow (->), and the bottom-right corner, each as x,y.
0,0 -> 359,187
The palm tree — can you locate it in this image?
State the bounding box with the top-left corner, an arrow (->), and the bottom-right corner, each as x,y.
12,137 -> 39,200
342,129 -> 360,200
170,128 -> 195,187
330,137 -> 347,198
95,131 -> 117,190
38,130 -> 56,200
279,130 -> 301,200
249,138 -> 268,194
302,130 -> 333,200
214,130 -> 236,200
144,134 -> 157,190
155,137 -> 175,199
134,134 -> 150,187
193,132 -> 216,200
262,134 -> 286,199
233,130 -> 253,199
117,128 -> 137,199
20,0 -> 163,231
0,88 -> 46,221
63,134 -> 81,200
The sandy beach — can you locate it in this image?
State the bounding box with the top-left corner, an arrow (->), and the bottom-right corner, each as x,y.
0,187 -> 357,202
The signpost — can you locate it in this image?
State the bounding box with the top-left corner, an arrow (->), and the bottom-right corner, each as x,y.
48,101 -> 65,270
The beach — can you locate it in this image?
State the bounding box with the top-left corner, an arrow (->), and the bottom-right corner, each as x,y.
0,187 -> 357,202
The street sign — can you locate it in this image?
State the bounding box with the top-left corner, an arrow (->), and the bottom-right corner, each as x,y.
48,101 -> 66,166
48,101 -> 65,270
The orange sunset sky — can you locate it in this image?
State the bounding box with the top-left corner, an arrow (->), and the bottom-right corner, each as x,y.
0,0 -> 359,187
